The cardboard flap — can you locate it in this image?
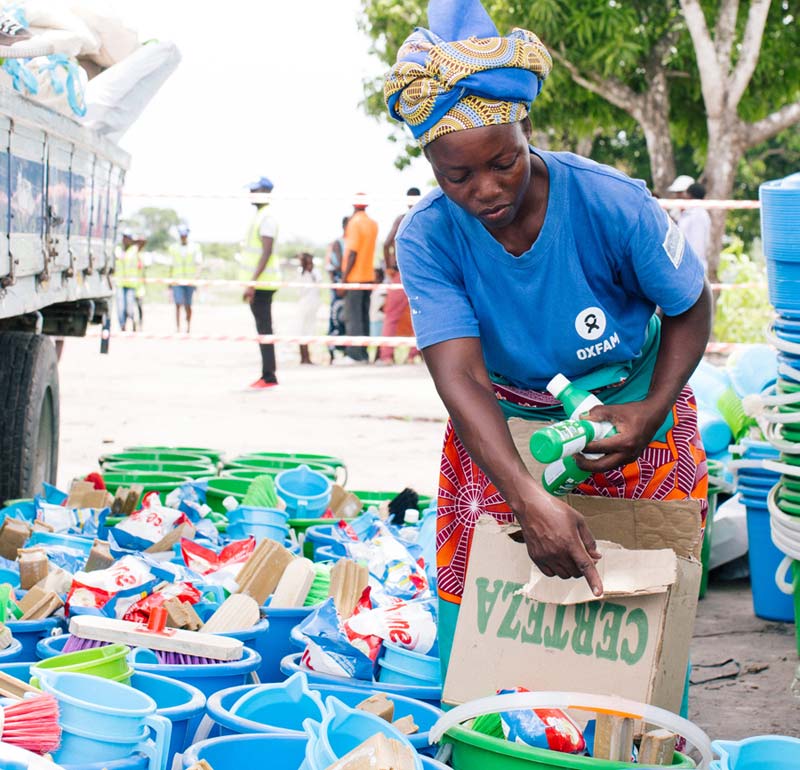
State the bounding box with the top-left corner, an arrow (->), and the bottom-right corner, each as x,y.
521,540 -> 678,605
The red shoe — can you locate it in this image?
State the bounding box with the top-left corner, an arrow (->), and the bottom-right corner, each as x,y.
248,378 -> 278,390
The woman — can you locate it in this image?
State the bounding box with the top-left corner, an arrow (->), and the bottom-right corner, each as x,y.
384,0 -> 711,671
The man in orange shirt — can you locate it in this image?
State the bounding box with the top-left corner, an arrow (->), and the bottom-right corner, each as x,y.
340,193 -> 378,363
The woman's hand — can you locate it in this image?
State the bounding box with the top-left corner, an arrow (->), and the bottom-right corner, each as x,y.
576,399 -> 669,474
513,483 -> 604,596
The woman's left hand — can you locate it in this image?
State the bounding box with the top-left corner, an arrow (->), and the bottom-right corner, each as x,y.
575,400 -> 670,475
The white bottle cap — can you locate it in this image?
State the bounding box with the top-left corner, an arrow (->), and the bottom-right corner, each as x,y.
222,495 -> 239,512
546,373 -> 571,398
404,508 -> 420,524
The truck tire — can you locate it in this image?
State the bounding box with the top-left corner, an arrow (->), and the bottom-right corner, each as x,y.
0,332 -> 60,505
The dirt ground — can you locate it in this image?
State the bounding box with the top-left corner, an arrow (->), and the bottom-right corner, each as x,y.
57,302 -> 799,742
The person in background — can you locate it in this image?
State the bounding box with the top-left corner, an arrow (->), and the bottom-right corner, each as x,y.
370,266 -> 387,355
339,193 -> 378,364
378,187 -> 422,365
668,176 -> 711,274
241,176 -> 281,389
297,251 -> 321,365
168,224 -> 202,333
115,231 -> 146,331
325,216 -> 348,363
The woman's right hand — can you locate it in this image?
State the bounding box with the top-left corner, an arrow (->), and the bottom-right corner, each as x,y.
514,487 -> 604,597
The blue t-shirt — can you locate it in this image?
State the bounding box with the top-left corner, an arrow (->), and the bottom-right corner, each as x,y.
396,149 -> 705,390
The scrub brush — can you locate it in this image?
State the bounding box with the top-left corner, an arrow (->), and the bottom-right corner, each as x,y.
388,488 -> 419,525
242,475 -> 280,508
63,607 -> 243,664
0,693 -> 61,754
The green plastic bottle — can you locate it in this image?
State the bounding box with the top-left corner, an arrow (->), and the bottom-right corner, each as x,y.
542,455 -> 590,496
530,419 -> 610,464
539,374 -> 617,495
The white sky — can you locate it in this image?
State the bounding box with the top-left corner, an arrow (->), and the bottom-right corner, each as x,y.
115,0 -> 430,246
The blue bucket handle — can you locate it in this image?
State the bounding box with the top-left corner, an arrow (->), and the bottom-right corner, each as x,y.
144,713 -> 172,770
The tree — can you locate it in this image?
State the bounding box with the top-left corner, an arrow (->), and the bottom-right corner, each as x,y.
123,207 -> 181,252
360,0 -> 800,278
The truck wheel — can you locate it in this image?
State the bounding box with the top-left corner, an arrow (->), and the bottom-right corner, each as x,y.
0,332 -> 60,505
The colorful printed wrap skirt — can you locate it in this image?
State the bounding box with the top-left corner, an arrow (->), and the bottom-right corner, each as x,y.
435,382 -> 708,673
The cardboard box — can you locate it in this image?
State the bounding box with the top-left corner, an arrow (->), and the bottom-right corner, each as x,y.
443,495 -> 702,713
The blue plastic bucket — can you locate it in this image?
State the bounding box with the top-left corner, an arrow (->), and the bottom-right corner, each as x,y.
6,617 -> 64,660
60,756 -> 149,770
218,618 -> 271,683
205,673 -> 325,737
378,645 -> 442,687
227,507 -> 290,527
712,735 -> 800,770
182,733 -> 308,770
226,520 -> 289,543
305,697 -> 421,770
313,543 -> 346,563
746,503 -> 795,621
0,637 -> 24,662
304,524 -> 341,559
36,633 -> 68,658
275,465 -> 332,518
131,671 -> 206,761
260,602 -> 314,683
697,410 -> 733,456
38,671 -> 170,770
760,172 -> 800,259
281,652 -> 442,707
130,645 -> 261,698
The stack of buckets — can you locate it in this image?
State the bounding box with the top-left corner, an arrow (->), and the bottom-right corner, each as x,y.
732,441 -> 794,621
759,171 -> 800,646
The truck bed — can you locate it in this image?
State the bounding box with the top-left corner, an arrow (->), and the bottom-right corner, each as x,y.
0,87 -> 130,325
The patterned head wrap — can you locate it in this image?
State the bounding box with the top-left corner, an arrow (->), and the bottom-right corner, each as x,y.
384,0 -> 552,147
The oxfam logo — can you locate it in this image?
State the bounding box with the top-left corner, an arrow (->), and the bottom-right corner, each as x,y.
575,307 -> 607,341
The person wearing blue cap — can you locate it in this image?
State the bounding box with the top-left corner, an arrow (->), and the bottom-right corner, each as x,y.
241,176 -> 281,389
385,0 -> 712,673
168,224 -> 202,333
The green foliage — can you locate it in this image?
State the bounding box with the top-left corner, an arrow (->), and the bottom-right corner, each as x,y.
123,207 -> 180,252
713,239 -> 773,343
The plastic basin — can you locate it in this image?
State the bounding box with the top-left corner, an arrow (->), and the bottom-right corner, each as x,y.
101,450 -> 211,465
443,723 -> 694,769
205,478 -> 251,513
378,644 -> 442,686
125,446 -> 225,464
280,652 -> 441,707
227,507 -> 290,526
182,733 -> 308,770
130,645 -> 261,698
243,452 -> 347,483
711,736 -> 800,770
103,461 -> 214,479
0,637 -> 23,662
227,455 -> 338,481
226,520 -> 289,543
6,617 -> 65,660
102,471 -> 192,498
31,643 -> 131,685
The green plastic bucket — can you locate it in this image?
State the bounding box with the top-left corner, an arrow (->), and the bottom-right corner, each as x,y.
2,497 -> 33,508
205,477 -> 252,513
226,456 -> 338,481
349,490 -> 433,514
125,445 -> 225,464
221,468 -> 275,482
102,471 -> 192,498
244,452 -> 347,483
104,461 -> 215,479
101,450 -> 212,466
442,724 -> 695,769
